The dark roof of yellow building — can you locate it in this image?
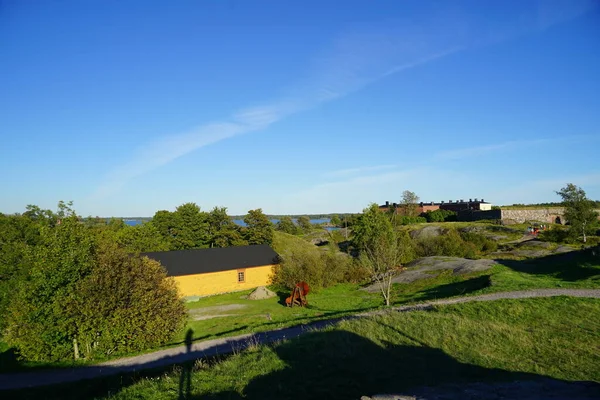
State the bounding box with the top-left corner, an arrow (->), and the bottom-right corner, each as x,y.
142,244 -> 279,277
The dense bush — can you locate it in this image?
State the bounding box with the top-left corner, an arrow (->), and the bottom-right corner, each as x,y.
3,216 -> 186,362
423,209 -> 457,222
459,231 -> 498,253
276,216 -> 299,235
539,227 -> 574,243
413,229 -> 497,259
69,243 -> 186,359
272,244 -> 368,290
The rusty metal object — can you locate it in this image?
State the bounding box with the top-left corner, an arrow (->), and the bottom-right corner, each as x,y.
285,281 -> 310,307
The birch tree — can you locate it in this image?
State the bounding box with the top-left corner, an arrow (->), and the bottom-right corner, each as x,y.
354,204 -> 404,306
556,183 -> 598,243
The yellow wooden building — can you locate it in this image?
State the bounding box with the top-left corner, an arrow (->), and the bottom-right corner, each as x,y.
143,244 -> 279,298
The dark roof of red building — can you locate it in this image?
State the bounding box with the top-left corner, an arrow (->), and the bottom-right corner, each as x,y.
142,245 -> 279,277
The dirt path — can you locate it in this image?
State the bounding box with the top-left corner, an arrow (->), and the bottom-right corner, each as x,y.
1,289 -> 599,391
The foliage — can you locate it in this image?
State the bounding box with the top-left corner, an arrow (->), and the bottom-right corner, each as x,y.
3,207 -> 186,362
114,222 -> 170,253
329,214 -> 341,227
538,226 -> 571,243
243,209 -> 274,245
275,216 -> 299,235
67,242 -> 186,359
396,215 -> 427,225
413,229 -> 497,259
151,203 -> 209,250
206,207 -> 247,248
400,190 -> 420,217
352,204 -> 392,251
296,215 -> 313,232
4,214 -> 97,361
353,204 -> 409,305
0,214 -> 43,331
273,245 -> 364,291
423,209 -> 457,222
272,232 -> 367,290
556,183 -> 599,243
152,205 -> 248,250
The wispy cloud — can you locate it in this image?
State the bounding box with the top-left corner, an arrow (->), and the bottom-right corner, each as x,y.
91,29 -> 463,199
91,0 -> 597,201
324,164 -> 397,178
434,135 -> 598,161
433,139 -> 549,161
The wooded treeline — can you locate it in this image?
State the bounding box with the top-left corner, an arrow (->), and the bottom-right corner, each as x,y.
0,201 -> 275,362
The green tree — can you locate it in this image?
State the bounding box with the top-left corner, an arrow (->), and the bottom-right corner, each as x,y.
115,222 -> 171,253
400,190 -> 420,217
329,215 -> 341,227
5,213 -> 96,361
172,203 -> 209,249
152,203 -> 209,250
4,209 -> 186,362
206,207 -> 247,247
65,241 -> 186,359
556,183 -> 599,243
0,213 -> 43,330
152,210 -> 178,248
276,216 -> 298,235
353,204 -> 404,306
244,209 -> 274,245
297,215 -> 312,232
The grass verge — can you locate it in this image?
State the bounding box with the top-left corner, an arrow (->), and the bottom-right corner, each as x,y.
6,296 -> 599,399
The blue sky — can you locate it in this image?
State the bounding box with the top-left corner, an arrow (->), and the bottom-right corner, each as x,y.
1,0 -> 599,216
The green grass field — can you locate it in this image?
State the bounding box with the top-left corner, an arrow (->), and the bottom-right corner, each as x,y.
176,246 -> 600,345
102,297 -> 600,399
7,296 -> 599,399
2,244 -> 598,374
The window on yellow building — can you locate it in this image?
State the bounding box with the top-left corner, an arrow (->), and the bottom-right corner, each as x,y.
237,270 -> 245,283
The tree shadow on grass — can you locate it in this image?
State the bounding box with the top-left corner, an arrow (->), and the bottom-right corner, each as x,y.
0,313 -> 362,398
495,246 -> 600,282
199,328 -> 600,400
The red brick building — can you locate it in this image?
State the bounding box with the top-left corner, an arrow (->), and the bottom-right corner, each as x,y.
379,198 -> 492,214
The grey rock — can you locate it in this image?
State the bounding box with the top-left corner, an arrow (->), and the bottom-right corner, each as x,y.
409,226 -> 445,240
361,257 -> 496,292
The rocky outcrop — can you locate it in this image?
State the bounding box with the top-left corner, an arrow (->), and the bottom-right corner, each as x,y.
361,257 -> 496,292
409,226 -> 445,240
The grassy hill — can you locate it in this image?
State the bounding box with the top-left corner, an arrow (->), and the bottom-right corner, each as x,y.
8,296 -> 599,399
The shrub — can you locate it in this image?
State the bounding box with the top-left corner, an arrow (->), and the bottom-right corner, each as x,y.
459,231 -> 498,253
272,244 -> 367,290
414,229 -> 493,258
397,216 -> 427,225
423,209 -> 457,223
539,227 -> 572,243
4,219 -> 186,362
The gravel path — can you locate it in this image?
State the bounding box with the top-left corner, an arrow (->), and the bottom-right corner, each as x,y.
1,289 -> 599,391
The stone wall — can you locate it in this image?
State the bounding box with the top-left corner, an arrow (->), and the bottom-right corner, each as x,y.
501,209 -> 600,224
500,208 -> 565,224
